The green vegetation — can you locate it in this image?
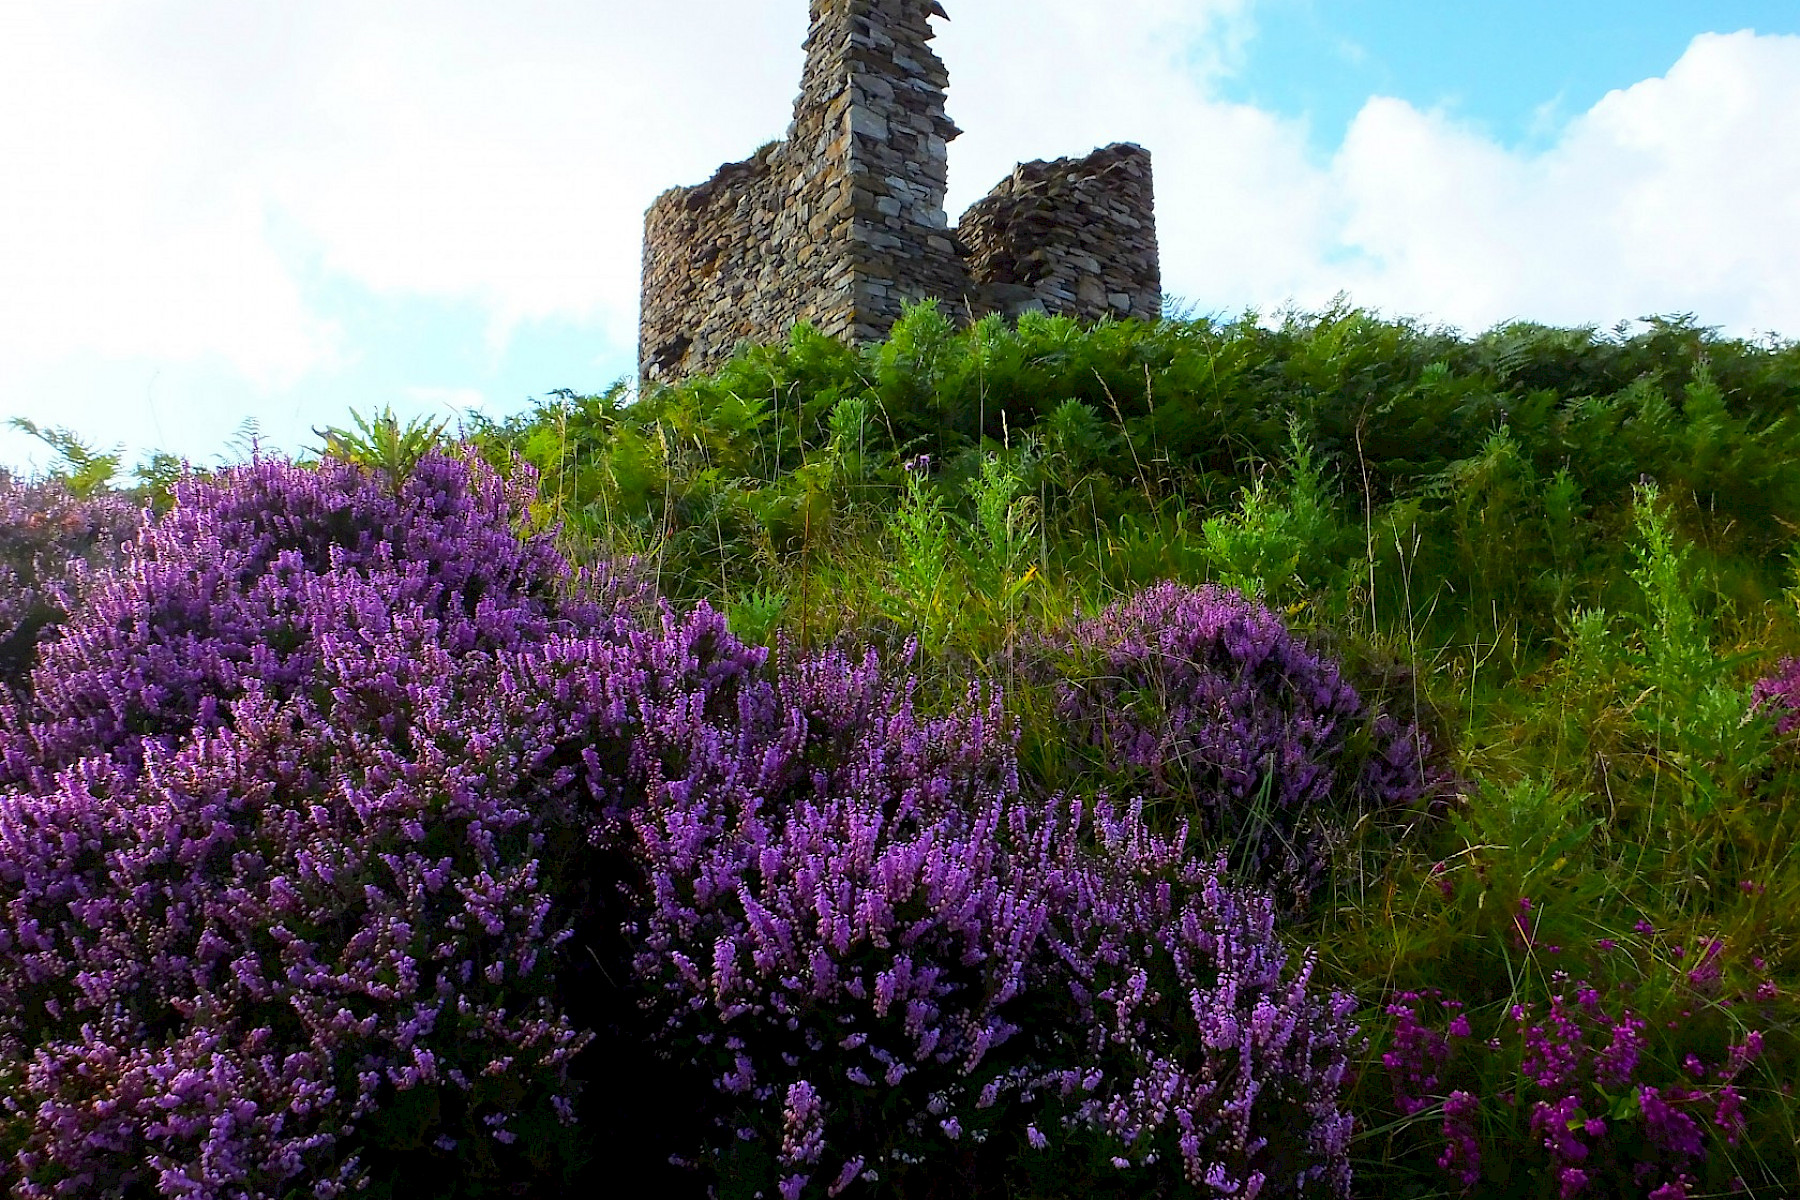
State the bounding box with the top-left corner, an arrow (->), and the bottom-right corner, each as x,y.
459,303 -> 1800,1195
13,300 -> 1800,1196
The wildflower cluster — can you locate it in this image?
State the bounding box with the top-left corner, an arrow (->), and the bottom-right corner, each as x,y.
1753,656 -> 1800,736
0,453 -> 649,789
1029,806 -> 1360,1200
1377,929 -> 1772,1198
0,471 -> 137,690
0,452 -> 1372,1199
1043,582 -> 1434,900
630,641 -> 1359,1199
1378,990 -> 1480,1188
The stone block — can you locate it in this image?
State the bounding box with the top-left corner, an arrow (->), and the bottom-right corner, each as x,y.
848,105 -> 890,140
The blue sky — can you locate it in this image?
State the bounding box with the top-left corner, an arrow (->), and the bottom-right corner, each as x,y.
1223,1 -> 1800,152
3,0 -> 1798,476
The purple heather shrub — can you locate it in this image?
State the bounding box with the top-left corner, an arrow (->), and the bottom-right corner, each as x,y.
0,471 -> 137,690
0,454 -> 1371,1198
1752,656 -> 1800,736
0,673 -> 587,1198
0,451 -> 767,1197
1030,796 -> 1360,1199
629,645 -> 1038,1194
629,641 -> 1358,1198
1044,582 -> 1434,901
0,451 -> 634,789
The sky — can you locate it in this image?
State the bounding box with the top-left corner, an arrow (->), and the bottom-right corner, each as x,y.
2,0 -> 1798,475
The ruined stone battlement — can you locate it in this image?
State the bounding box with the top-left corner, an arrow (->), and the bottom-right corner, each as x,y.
640,0 -> 1161,382
959,143 -> 1160,323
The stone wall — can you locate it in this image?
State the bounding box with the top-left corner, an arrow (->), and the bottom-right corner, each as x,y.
639,0 -> 1161,383
958,143 -> 1161,323
639,147 -> 784,380
640,0 -> 967,383
837,0 -> 969,341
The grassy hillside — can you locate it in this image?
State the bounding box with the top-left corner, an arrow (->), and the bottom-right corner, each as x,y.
3,303 -> 1797,1198
462,303 -> 1800,1196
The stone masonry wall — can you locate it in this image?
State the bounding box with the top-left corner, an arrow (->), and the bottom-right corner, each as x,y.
958,143 -> 1161,323
838,0 -> 969,341
641,0 -> 966,383
639,147 -> 785,380
639,1 -> 1161,383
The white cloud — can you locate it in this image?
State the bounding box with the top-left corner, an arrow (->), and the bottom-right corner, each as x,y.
0,3 -> 342,388
0,0 -> 809,400
1320,31 -> 1800,333
1,4 -> 1798,470
260,0 -> 813,344
936,0 -> 1340,308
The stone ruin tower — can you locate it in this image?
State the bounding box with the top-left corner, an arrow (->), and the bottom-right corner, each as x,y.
639,0 -> 1161,383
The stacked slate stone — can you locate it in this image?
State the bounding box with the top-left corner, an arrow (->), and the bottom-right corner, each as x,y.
958,143 -> 1162,323
640,0 -> 965,383
638,0 -> 1164,385
639,147 -> 785,379
841,0 -> 968,342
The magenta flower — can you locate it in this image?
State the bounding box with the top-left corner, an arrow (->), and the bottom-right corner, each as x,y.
1752,656 -> 1800,735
